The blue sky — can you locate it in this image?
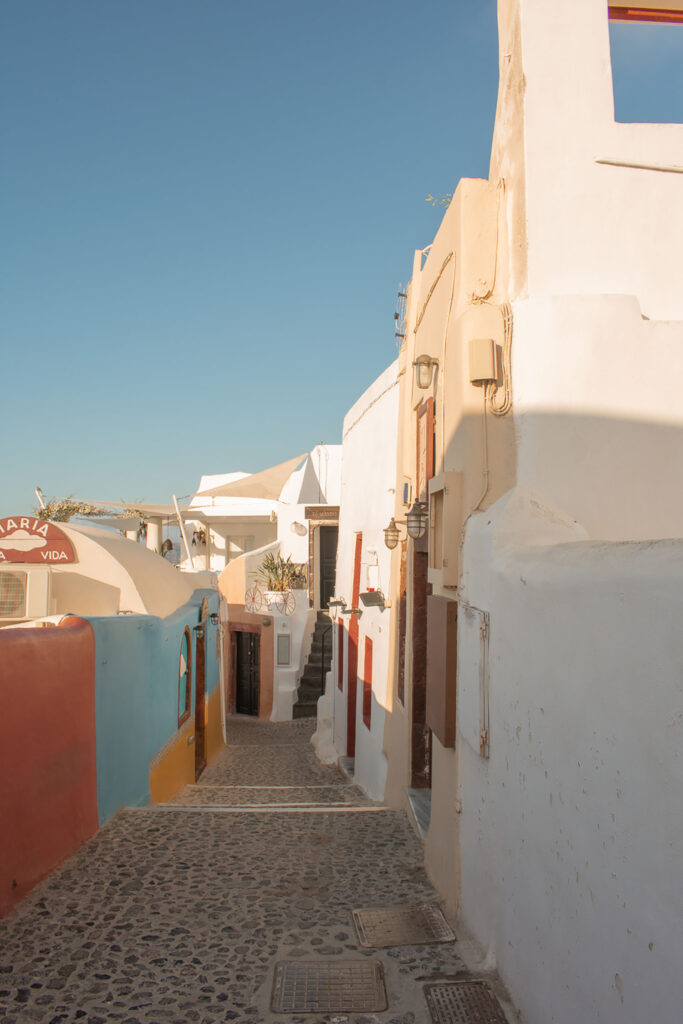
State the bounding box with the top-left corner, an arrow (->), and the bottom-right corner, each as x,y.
2,3 -> 682,516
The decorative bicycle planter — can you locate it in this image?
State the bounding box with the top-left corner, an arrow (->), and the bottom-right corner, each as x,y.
245,552 -> 302,616
245,582 -> 296,616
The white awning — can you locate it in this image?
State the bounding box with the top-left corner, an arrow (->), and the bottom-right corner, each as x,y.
194,454 -> 307,500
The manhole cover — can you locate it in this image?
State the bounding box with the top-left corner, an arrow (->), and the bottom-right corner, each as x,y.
271,960 -> 387,1013
352,904 -> 456,947
424,980 -> 508,1024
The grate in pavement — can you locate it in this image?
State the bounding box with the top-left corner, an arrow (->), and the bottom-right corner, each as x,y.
271,959 -> 387,1013
424,980 -> 508,1024
352,903 -> 456,947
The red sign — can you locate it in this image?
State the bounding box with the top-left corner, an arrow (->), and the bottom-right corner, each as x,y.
0,517 -> 76,564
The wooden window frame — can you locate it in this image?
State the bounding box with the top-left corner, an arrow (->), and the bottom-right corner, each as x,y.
416,397 -> 435,504
178,626 -> 192,727
337,620 -> 345,691
362,636 -> 373,729
609,5 -> 683,23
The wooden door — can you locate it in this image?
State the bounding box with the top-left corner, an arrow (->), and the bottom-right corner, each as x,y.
194,626 -> 207,779
319,525 -> 338,610
236,631 -> 260,716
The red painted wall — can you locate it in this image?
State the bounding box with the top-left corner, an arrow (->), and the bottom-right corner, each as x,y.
337,620 -> 344,690
362,636 -> 373,729
0,618 -> 98,918
346,533 -> 363,757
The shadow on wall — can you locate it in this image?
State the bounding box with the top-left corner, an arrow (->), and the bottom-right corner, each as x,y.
437,409 -> 683,545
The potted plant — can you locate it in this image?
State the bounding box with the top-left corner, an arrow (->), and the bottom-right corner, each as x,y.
256,552 -> 298,595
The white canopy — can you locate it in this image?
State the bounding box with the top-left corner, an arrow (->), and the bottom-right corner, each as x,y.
195,454 -> 307,500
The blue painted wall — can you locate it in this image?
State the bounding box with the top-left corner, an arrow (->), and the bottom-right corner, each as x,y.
88,588 -> 219,824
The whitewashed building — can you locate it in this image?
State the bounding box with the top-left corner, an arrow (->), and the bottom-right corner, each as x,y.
313,362 -> 400,802
376,3 -> 683,1024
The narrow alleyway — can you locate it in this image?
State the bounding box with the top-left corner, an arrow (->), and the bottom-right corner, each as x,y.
0,719 -> 515,1024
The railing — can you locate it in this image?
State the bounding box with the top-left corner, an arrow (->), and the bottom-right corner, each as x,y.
321,623 -> 332,692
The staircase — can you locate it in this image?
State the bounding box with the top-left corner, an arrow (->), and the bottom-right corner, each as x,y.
293,611 -> 333,719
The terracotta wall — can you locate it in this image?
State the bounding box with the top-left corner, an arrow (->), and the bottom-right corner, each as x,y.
225,605 -> 274,719
0,618 -> 98,918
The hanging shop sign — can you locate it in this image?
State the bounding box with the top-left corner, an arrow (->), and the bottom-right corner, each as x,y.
304,506 -> 340,522
0,517 -> 76,564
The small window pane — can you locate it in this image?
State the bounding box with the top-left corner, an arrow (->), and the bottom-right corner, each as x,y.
277,634 -> 291,665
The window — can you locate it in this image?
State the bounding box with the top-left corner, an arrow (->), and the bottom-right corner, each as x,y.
362,636 -> 373,729
226,535 -> 256,564
609,14 -> 683,123
178,627 -> 192,727
277,633 -> 291,665
337,620 -> 345,690
429,490 -> 444,570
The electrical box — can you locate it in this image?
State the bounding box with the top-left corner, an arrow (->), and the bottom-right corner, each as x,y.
469,337 -> 498,385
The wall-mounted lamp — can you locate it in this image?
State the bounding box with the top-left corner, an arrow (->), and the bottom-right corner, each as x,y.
413,354 -> 439,390
406,501 -> 428,539
209,612 -> 220,626
383,502 -> 429,549
193,624 -> 205,639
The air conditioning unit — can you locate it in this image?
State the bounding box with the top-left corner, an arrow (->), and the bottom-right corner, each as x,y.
0,569 -> 51,622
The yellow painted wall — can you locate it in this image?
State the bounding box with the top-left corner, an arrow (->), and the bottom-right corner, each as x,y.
149,721 -> 195,803
204,685 -> 224,765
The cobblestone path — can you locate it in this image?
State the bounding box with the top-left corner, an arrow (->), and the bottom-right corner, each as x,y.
0,717 -> 511,1024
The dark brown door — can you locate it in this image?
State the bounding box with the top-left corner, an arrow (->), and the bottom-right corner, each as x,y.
194,627 -> 207,779
236,632 -> 260,716
319,525 -> 338,609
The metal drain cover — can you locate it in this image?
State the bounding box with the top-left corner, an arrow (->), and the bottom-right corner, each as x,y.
424,980 -> 508,1024
352,903 -> 456,947
271,959 -> 387,1013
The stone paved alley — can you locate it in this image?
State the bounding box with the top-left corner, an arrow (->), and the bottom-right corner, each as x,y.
0,718 -> 517,1024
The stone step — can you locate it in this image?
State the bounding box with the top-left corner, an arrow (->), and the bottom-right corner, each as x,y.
301,673 -> 328,689
293,701 -> 318,719
306,652 -> 332,667
298,684 -> 324,701
310,637 -> 333,651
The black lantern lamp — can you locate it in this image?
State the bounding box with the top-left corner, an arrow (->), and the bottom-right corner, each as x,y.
209,612 -> 219,626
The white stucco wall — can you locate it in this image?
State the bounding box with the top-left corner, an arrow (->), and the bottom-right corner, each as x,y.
453,494 -> 683,1024
493,0 -> 683,320
316,361 -> 399,801
269,589 -> 315,722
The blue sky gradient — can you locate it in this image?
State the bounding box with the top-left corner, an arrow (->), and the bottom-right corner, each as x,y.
2,3 -> 682,515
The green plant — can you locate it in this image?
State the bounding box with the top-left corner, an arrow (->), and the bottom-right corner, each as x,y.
255,552 -> 298,592
34,495 -> 109,522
